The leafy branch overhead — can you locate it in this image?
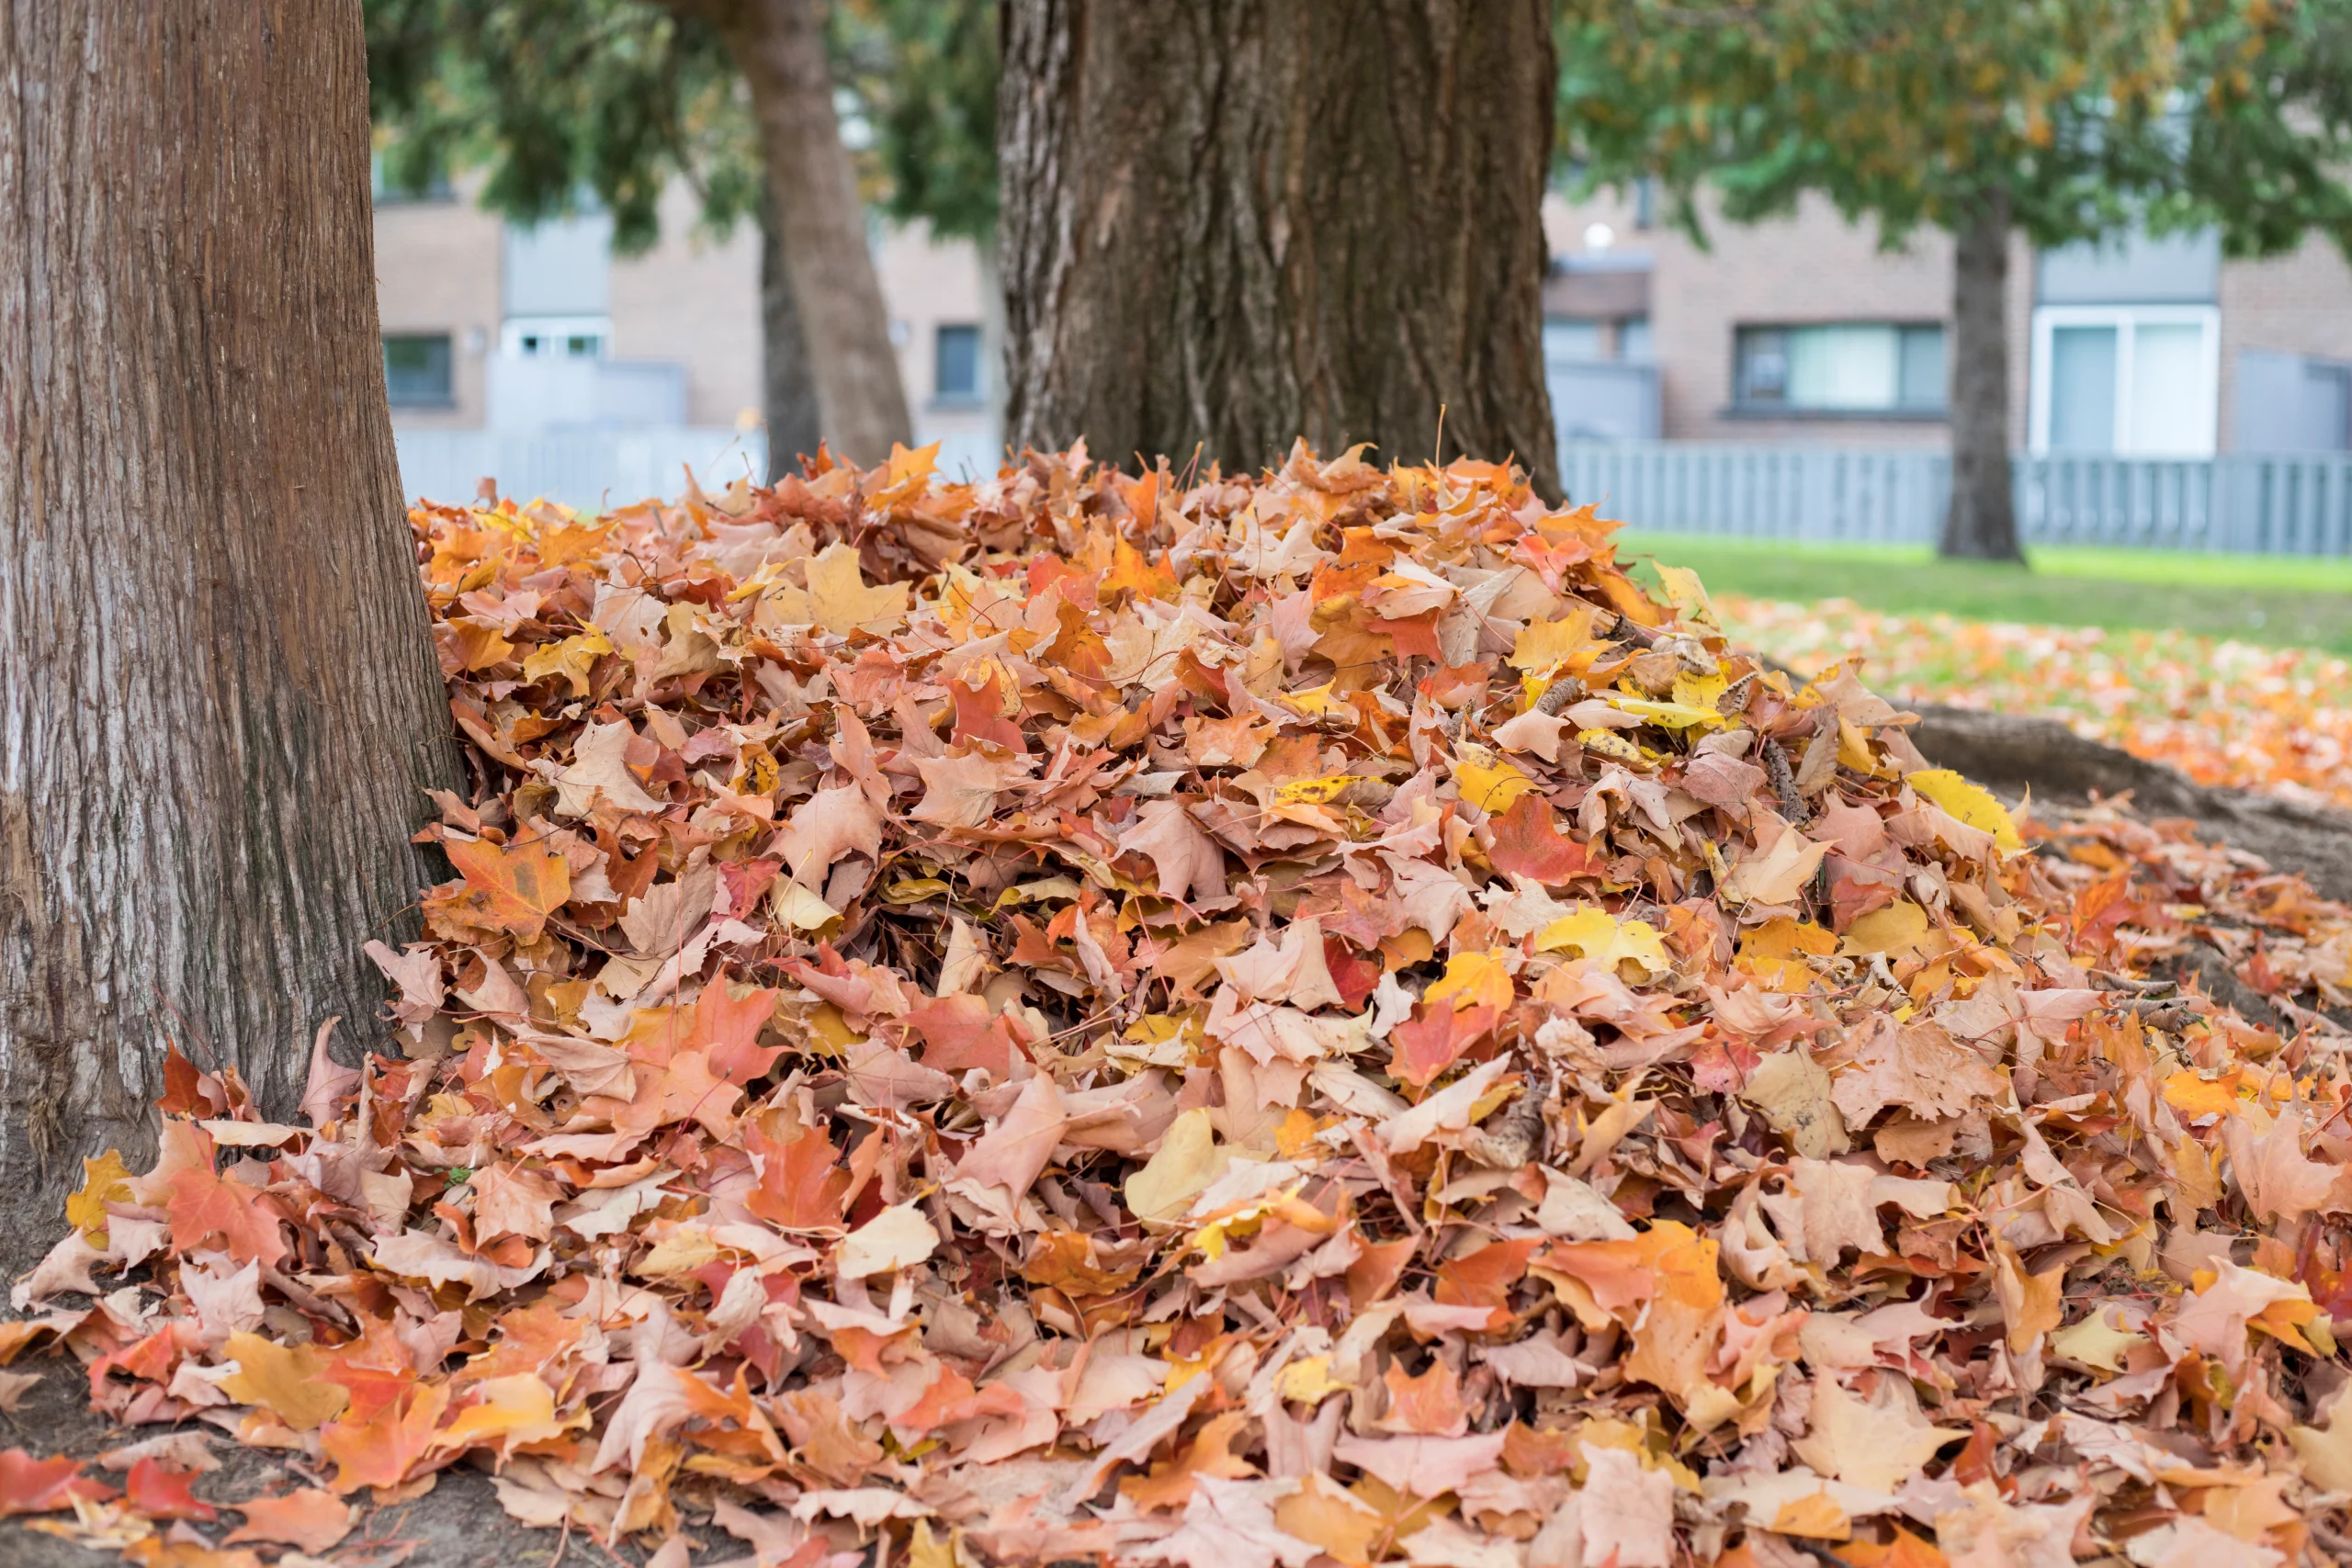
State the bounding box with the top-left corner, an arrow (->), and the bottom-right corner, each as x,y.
1555,0 -> 2352,254
8,443 -> 2352,1566
364,0 -> 998,252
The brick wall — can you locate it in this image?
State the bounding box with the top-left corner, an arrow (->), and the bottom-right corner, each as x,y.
1542,189 -> 2035,450
2218,235 -> 2352,449
372,185 -> 503,429
608,182 -> 762,430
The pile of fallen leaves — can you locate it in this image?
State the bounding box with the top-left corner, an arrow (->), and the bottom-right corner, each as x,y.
1719,595 -> 2352,812
11,441 -> 2352,1568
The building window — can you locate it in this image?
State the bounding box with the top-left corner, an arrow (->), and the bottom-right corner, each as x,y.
1618,316 -> 1655,364
1734,323 -> 1946,414
1544,319 -> 1606,364
383,334 -> 454,407
1544,316 -> 1652,366
934,323 -> 982,401
2029,305 -> 2218,456
501,316 -> 610,360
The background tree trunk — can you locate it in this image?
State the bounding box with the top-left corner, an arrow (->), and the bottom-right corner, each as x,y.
714,0 -> 912,467
758,197 -> 823,479
998,0 -> 1560,496
0,0 -> 458,1237
1942,191 -> 2023,561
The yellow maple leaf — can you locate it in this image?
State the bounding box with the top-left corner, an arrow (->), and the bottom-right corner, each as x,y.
1905,769 -> 2025,853
1840,900 -> 1930,958
65,1149 -> 132,1245
1510,607 -> 1599,672
1455,752 -> 1532,813
2049,1305 -> 2149,1373
805,544 -> 911,636
1606,693 -> 1725,731
1276,1356 -> 1351,1404
1280,682 -> 1351,718
433,1373 -> 585,1458
1275,773 -> 1366,806
1424,949 -> 1516,1012
1653,563 -> 1719,627
885,439 -> 942,490
519,623 -> 614,697
1671,669 -> 1728,712
219,1333 -> 350,1431
1125,1109 -> 1230,1224
1533,909 -> 1669,976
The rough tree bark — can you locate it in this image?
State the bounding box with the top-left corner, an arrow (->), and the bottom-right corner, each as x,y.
0,2 -> 458,1235
758,197 -> 823,479
704,0 -> 913,467
1942,190 -> 2023,561
998,0 -> 1560,496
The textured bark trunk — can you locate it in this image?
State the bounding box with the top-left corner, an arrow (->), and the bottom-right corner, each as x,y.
998,0 -> 1559,497
0,1 -> 458,1234
758,197 -> 823,479
716,0 -> 912,467
1943,192 -> 2023,561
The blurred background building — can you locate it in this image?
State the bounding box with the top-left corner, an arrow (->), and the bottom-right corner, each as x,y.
1538,181 -> 2352,459
375,165 -> 2352,510
374,163 -> 996,502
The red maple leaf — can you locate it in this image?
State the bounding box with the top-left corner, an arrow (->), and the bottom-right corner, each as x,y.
906,993 -> 1016,1078
0,1450 -> 114,1516
124,1458 -> 216,1522
1435,1237 -> 1539,1330
951,666 -> 1026,750
1382,611 -> 1444,662
1487,795 -> 1600,885
1322,936 -> 1383,1012
695,974 -> 785,1085
1390,1002 -> 1498,1089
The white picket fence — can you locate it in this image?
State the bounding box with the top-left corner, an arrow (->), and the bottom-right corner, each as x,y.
395,429 -> 2352,557
1560,441 -> 2352,555
395,427 -> 769,512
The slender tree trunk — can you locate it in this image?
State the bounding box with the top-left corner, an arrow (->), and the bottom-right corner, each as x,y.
1943,190 -> 2023,561
759,197 -> 823,479
0,1 -> 458,1236
998,0 -> 1559,497
713,0 -> 912,467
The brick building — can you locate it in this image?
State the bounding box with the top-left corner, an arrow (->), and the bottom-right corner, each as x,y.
371,169 -> 999,474
372,169 -> 2352,475
1539,186 -> 2352,457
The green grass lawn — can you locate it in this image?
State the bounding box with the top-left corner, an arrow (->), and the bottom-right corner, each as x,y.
1616,530 -> 2352,655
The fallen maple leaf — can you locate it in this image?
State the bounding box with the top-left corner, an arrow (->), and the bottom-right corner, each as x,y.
220,1487 -> 354,1552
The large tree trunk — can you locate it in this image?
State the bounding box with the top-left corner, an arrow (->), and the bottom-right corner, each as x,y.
712,0 -> 912,467
0,1 -> 458,1237
998,0 -> 1560,496
1942,191 -> 2023,561
758,197 -> 823,479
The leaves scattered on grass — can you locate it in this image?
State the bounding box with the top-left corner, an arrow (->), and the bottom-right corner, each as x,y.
1724,593 -> 2352,810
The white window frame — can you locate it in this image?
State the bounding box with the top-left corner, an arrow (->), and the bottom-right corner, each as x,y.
2029,303 -> 2220,457
499,314 -> 614,360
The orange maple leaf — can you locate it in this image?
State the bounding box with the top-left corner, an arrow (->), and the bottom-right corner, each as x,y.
165,1166 -> 288,1270
744,1113 -> 854,1232
426,835 -> 571,942
321,1381 -> 452,1495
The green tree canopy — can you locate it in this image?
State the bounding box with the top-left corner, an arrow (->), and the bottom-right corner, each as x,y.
367,1 -> 758,254
1558,0 -> 2352,254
